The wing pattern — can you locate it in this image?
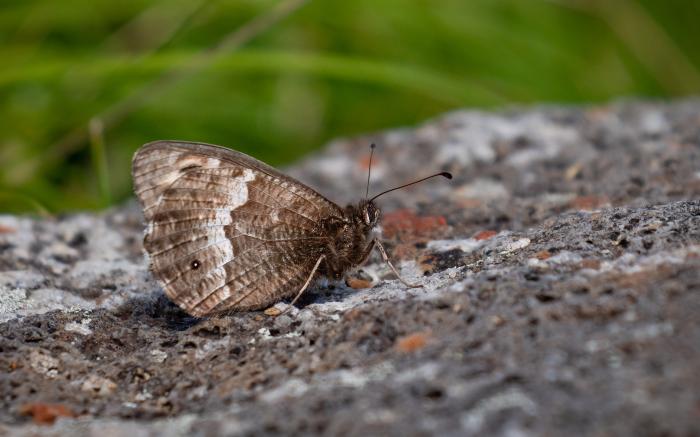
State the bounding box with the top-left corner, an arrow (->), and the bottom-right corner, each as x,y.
132,141 -> 343,316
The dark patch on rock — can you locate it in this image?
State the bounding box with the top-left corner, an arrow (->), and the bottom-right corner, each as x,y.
418,248 -> 466,275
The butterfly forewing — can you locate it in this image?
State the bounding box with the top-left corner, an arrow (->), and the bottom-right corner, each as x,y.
132,141 -> 343,316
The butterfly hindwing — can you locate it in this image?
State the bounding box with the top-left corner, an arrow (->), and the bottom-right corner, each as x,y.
132,141 -> 343,316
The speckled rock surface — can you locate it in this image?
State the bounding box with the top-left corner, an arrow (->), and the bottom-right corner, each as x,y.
1,100 -> 699,436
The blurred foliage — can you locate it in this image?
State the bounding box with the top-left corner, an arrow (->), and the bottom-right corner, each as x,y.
1,0 -> 699,213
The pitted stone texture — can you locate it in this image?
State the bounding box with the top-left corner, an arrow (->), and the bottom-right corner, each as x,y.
1,100 -> 699,436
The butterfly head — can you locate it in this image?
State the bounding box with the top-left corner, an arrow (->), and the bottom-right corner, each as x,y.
361,200 -> 381,228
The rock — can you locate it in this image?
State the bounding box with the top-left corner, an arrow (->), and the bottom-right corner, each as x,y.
81,375 -> 117,397
0,100 -> 699,436
18,403 -> 76,425
27,349 -> 60,379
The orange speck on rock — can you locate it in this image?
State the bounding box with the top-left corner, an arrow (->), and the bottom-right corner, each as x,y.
570,195 -> 609,211
457,198 -> 484,208
580,259 -> 601,270
417,252 -> 438,275
382,209 -> 447,240
344,308 -> 363,321
615,270 -> 660,289
20,403 -> 76,425
473,230 -> 497,241
391,242 -> 419,260
345,277 -> 373,289
0,224 -> 15,234
395,332 -> 430,353
263,307 -> 281,317
535,250 -> 552,260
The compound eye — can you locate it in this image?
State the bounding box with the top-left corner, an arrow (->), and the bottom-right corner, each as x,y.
363,209 -> 371,225
366,205 -> 380,225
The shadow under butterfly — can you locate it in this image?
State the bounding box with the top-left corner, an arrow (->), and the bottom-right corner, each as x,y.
132,141 -> 451,317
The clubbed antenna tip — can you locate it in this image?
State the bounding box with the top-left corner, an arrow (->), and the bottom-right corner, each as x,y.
369,170 -> 454,202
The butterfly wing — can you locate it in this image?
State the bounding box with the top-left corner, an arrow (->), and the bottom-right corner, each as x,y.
132,141 -> 343,316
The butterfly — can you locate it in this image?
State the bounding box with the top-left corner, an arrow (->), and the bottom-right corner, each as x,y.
132,141 -> 451,317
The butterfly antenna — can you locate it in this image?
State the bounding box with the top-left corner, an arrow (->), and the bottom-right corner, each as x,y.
369,171 -> 452,202
365,143 -> 376,199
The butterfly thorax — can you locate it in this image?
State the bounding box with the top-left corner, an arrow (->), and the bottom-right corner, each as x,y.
318,200 -> 380,279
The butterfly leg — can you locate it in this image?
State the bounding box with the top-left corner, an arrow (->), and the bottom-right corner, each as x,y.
374,239 -> 422,288
278,255 -> 325,316
358,239 -> 376,266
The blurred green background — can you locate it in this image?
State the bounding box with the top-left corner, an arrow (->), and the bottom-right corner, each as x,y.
1,0 -> 699,213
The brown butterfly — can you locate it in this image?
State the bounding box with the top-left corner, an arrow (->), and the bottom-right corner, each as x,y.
132,141 -> 451,317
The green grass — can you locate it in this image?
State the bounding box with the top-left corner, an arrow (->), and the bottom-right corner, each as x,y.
1,0 -> 698,213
